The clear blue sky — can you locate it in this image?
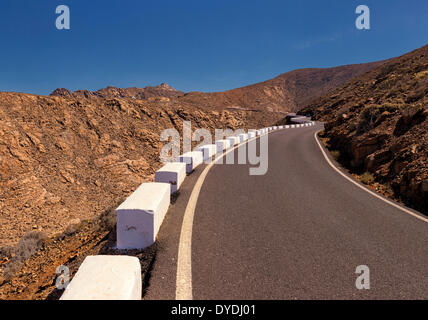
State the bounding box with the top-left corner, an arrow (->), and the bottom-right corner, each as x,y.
0,0 -> 427,95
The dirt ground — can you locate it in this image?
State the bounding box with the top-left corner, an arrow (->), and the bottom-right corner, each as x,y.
0,208 -> 157,300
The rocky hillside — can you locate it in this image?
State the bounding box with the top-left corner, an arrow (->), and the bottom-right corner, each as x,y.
178,62 -> 383,113
300,44 -> 428,214
0,92 -> 280,247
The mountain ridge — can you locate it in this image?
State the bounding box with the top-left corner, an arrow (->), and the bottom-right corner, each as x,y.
50,83 -> 185,100
50,61 -> 384,113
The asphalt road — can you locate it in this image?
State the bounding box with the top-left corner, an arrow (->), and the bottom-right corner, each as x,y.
145,124 -> 428,300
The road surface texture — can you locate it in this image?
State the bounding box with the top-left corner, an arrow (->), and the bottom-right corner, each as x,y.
145,123 -> 428,300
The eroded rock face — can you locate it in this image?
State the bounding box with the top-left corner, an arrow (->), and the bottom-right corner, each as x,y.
301,43 -> 428,214
0,92 -> 281,247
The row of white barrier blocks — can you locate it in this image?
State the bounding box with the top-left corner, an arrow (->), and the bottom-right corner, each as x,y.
262,121 -> 315,133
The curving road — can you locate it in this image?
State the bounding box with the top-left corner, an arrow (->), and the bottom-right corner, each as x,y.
145,123 -> 428,300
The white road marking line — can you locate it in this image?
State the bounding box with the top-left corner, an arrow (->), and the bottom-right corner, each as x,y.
314,129 -> 428,224
175,131 -> 271,300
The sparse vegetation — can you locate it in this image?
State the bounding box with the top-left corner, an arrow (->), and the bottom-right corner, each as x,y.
415,70 -> 428,79
0,204 -> 127,299
98,207 -> 117,231
357,103 -> 403,134
360,172 -> 374,185
1,231 -> 47,281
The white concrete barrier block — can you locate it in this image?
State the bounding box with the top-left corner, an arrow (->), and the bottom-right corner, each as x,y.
155,162 -> 186,194
238,133 -> 248,143
116,182 -> 170,249
226,136 -> 239,147
178,151 -> 203,173
247,132 -> 256,139
197,144 -> 216,160
285,125 -> 290,129
215,139 -> 231,154
60,255 -> 142,300
291,125 -> 295,128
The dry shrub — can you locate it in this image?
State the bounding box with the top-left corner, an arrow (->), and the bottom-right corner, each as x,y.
357,104 -> 403,134
98,207 -> 117,231
360,172 -> 374,185
1,231 -> 47,281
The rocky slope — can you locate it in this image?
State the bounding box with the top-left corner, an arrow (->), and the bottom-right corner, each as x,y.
300,44 -> 428,214
178,62 -> 383,113
0,92 -> 280,248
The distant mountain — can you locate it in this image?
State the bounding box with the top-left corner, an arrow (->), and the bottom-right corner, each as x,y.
300,43 -> 428,214
178,62 -> 384,113
51,83 -> 185,100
